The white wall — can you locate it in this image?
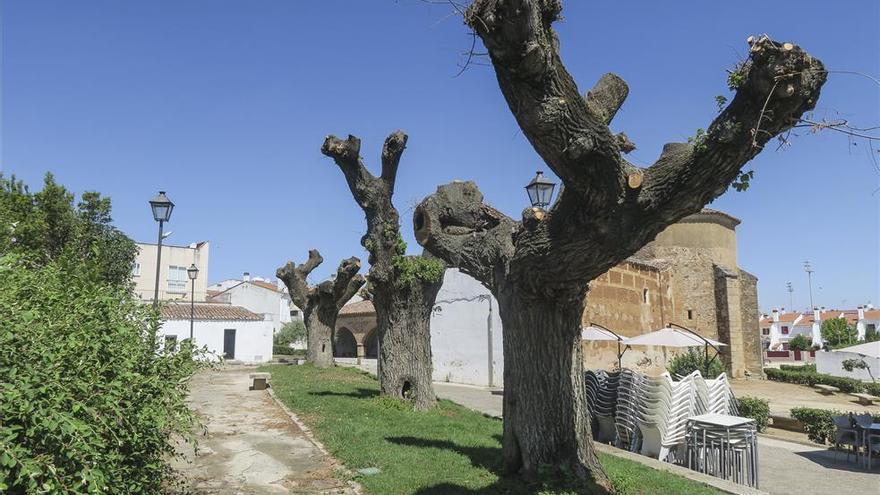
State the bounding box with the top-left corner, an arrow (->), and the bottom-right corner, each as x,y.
223,284 -> 285,332
816,350 -> 880,382
159,318 -> 273,364
430,269 -> 504,387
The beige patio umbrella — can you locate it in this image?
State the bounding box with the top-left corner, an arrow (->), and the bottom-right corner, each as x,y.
582,323 -> 628,369
622,324 -> 726,376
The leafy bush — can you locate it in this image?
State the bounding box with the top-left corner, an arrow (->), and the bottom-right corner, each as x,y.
274,321 -> 306,348
865,382 -> 880,397
790,407 -> 841,444
865,326 -> 879,342
779,363 -> 816,373
273,345 -> 306,357
0,256 -> 207,493
765,368 -> 865,393
787,334 -> 812,351
736,397 -> 770,432
790,408 -> 880,445
667,348 -> 725,378
821,318 -> 858,347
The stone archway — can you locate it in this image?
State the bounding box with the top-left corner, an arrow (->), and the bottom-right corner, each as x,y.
363,327 -> 378,359
334,327 -> 357,358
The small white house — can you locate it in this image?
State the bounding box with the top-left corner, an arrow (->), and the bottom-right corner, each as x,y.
207,272 -> 302,333
159,302 -> 273,364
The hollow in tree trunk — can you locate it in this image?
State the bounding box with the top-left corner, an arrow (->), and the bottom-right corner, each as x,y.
414,1 -> 824,486
322,132 -> 446,410
277,250 -> 365,368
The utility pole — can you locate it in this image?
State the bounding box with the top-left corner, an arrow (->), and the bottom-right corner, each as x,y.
803,261 -> 815,310
786,281 -> 794,311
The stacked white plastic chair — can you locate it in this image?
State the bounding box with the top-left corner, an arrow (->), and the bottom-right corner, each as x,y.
613,369 -> 645,451
585,370 -> 619,443
635,372 -> 697,461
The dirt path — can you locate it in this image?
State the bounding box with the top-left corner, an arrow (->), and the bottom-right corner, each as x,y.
172,367 -> 355,494
730,379 -> 878,417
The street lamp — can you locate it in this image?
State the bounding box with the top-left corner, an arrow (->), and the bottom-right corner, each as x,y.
187,263 -> 199,341
525,171 -> 556,208
149,192 -> 174,307
803,261 -> 815,311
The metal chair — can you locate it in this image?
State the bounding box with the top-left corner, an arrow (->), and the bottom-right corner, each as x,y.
832,415 -> 860,463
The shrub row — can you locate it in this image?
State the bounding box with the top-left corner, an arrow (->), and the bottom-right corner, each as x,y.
790,407 -> 880,444
736,397 -> 770,432
764,368 -> 865,393
779,363 -> 816,373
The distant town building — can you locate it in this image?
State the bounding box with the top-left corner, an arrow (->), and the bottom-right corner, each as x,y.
133,241 -> 210,302
761,304 -> 878,349
206,272 -> 302,332
157,302 -> 272,364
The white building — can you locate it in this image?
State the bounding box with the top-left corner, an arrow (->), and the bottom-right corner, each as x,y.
207,272 -> 302,333
430,268 -> 504,387
133,241 -> 209,302
158,301 -> 273,364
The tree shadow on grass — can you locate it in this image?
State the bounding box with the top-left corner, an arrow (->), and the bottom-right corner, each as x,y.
309,387 -> 378,399
386,435 -> 606,495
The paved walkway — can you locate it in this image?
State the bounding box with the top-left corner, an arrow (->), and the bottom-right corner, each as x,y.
171,367 -> 354,494
431,380 -> 880,495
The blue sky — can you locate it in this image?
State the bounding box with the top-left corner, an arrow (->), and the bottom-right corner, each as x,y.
2,1 -> 878,312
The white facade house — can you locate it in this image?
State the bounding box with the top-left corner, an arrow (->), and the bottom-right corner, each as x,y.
207,273 -> 303,333
159,302 -> 273,364
430,268 -> 504,388
133,241 -> 209,302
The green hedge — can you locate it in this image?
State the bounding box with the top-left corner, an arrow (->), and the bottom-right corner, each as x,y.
790,407 -> 880,444
736,397 -> 770,432
765,368 -> 865,393
866,382 -> 880,397
779,363 -> 816,373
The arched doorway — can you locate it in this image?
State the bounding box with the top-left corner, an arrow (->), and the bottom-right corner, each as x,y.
334,327 -> 357,358
363,327 -> 378,359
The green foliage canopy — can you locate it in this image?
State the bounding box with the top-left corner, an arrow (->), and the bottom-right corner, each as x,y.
0,173 -> 136,288
666,348 -> 725,379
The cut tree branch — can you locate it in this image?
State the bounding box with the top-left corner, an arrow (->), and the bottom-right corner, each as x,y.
381,131 -> 408,194
275,248 -> 323,310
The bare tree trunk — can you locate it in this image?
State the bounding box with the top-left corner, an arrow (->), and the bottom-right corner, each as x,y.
497,288 -> 605,486
373,277 -> 443,410
278,250 -> 365,369
305,307 -> 335,368
322,132 -> 445,409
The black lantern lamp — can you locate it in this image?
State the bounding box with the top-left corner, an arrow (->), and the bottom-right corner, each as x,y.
187,263 -> 199,341
150,191 -> 174,222
525,171 -> 556,208
149,191 -> 174,307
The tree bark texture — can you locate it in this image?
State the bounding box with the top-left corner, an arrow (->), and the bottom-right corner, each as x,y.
277,250 -> 365,368
322,132 -> 445,410
412,0 -> 825,488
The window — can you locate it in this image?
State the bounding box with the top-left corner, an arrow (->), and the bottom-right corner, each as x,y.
687,309 -> 694,320
132,262 -> 141,276
642,288 -> 649,304
762,328 -> 770,335
290,310 -> 300,317
167,265 -> 188,293
781,326 -> 789,335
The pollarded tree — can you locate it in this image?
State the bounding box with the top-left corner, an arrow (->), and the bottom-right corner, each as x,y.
322,132 -> 446,411
414,0 -> 825,489
277,250 -> 365,368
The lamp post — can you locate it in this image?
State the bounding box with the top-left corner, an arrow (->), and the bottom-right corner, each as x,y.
149,191 -> 174,308
525,171 -> 557,208
803,261 -> 815,311
786,281 -> 794,311
187,263 -> 199,341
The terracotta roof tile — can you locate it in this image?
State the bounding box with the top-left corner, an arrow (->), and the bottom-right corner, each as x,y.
339,300 -> 375,316
249,280 -> 282,293
865,310 -> 880,320
160,302 -> 263,321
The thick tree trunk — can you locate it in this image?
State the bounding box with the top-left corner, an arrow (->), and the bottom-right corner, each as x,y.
373,277 -> 443,411
305,308 -> 335,368
497,288 -> 611,491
